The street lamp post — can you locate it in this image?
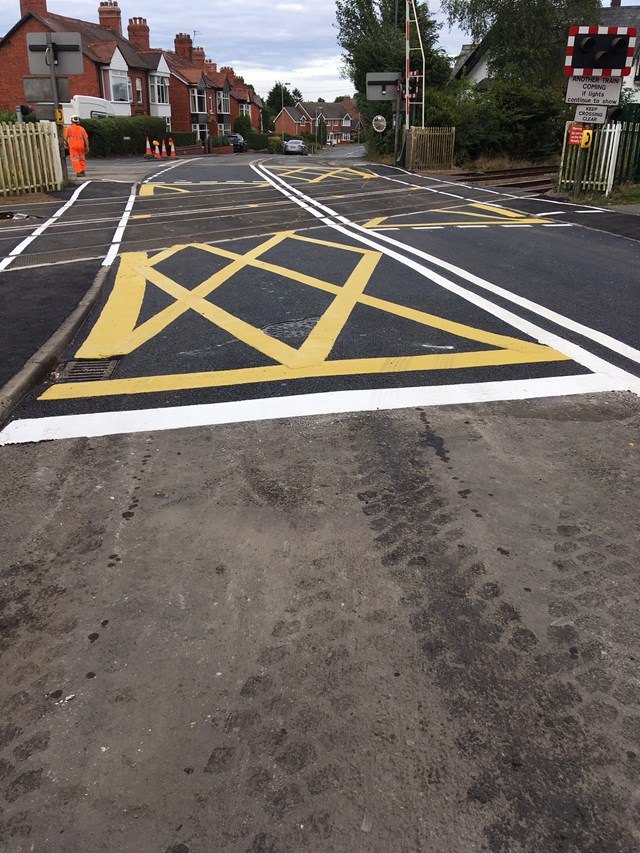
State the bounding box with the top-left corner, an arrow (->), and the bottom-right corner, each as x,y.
281,82 -> 290,153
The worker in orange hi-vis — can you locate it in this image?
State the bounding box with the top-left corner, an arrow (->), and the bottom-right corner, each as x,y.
65,115 -> 90,177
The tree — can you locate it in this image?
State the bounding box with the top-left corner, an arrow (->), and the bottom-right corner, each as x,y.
441,0 -> 602,87
265,81 -> 295,113
292,87 -> 303,103
233,114 -> 252,136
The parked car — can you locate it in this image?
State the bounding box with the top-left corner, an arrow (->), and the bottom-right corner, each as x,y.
228,133 -> 248,153
283,139 -> 308,156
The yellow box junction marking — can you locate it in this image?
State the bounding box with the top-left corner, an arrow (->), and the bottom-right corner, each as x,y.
271,165 -> 377,184
364,202 -> 554,229
41,234 -> 569,401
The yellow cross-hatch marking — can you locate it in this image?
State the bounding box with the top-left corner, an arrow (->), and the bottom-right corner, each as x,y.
41,233 -> 570,400
271,165 -> 378,183
364,202 -> 554,229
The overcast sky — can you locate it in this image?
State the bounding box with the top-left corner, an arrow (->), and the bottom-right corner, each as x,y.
0,0 -> 474,99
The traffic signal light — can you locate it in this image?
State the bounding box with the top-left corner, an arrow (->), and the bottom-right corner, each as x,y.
405,71 -> 419,100
565,26 -> 637,76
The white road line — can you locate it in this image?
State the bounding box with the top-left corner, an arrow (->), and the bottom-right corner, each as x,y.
142,157 -> 202,183
0,375 -> 621,446
102,185 -> 137,267
0,182 -> 90,273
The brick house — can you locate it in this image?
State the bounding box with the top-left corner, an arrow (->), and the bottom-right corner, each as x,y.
0,0 -> 262,137
275,99 -> 362,144
0,0 -> 155,116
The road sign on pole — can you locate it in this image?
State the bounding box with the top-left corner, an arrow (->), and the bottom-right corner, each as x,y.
565,75 -> 622,106
365,72 -> 400,102
26,32 -> 84,75
574,104 -> 606,124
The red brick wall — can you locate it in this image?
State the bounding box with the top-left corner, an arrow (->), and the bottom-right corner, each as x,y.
169,79 -> 191,132
275,112 -> 302,136
0,17 -> 101,111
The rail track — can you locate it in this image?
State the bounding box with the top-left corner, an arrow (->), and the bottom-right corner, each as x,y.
449,165 -> 557,195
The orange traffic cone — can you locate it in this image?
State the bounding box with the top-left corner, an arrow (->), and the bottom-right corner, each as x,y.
161,139 -> 168,158
169,137 -> 177,158
144,136 -> 152,157
153,140 -> 161,159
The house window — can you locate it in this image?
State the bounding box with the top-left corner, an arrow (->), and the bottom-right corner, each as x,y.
216,91 -> 230,114
110,70 -> 132,103
239,103 -> 251,116
190,89 -> 206,113
191,122 -> 208,141
135,78 -> 143,104
218,123 -> 231,137
342,133 -> 350,142
150,75 -> 169,104
300,117 -> 307,126
165,117 -> 171,132
343,116 -> 351,127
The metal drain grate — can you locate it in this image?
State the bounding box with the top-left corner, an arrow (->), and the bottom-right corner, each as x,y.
262,317 -> 320,340
54,359 -> 119,382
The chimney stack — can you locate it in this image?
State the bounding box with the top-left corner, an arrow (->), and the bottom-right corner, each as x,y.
20,0 -> 48,17
192,47 -> 205,68
98,1 -> 122,35
128,17 -> 150,51
174,33 -> 193,62
205,60 -> 217,74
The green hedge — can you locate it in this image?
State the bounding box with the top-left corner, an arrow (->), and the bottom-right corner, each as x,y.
82,115 -> 167,157
247,132 -> 269,150
210,136 -> 231,148
171,131 -> 197,146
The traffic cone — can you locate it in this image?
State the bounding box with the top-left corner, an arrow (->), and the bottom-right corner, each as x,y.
161,139 -> 168,158
144,136 -> 152,157
153,140 -> 161,159
169,137 -> 177,158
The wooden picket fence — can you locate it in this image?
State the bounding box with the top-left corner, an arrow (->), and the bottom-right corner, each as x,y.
0,121 -> 63,197
558,121 -> 640,196
407,126 -> 455,170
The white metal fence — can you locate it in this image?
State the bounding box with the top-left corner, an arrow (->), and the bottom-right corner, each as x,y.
557,121 -> 640,196
0,121 -> 63,197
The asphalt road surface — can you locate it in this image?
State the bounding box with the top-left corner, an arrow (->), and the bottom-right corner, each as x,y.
1,151 -> 639,853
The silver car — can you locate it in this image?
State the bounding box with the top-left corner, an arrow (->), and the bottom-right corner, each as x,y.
283,139 -> 308,155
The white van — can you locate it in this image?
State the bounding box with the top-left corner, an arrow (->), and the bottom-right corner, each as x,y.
36,95 -> 116,124
61,96 -> 116,124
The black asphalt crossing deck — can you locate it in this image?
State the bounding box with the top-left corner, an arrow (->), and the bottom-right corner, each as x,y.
2,159 -> 639,443
0,259 -> 102,387
0,181 -> 136,269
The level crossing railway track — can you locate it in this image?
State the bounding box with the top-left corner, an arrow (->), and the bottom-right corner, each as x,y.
447,165 -> 557,194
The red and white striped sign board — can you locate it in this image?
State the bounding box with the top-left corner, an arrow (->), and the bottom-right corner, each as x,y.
565,26 -> 637,77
